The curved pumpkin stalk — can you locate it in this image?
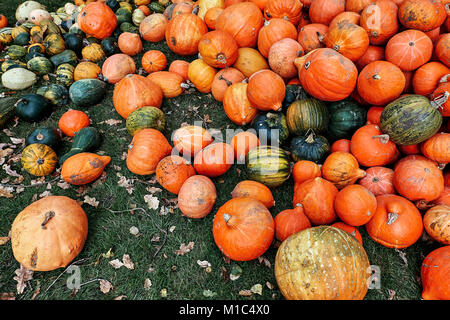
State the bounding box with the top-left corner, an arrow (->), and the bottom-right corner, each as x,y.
431,91 -> 449,110
372,134 -> 390,144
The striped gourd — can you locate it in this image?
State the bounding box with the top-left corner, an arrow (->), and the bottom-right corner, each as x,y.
286,97 -> 329,135
27,56 -> 53,75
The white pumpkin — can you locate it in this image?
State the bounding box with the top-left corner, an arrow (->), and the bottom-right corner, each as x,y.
64,3 -> 77,16
29,9 -> 52,25
1,68 -> 37,90
15,1 -> 45,22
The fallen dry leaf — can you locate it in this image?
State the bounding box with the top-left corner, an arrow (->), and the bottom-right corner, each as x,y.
169,226 -> 176,233
10,137 -> 24,145
146,186 -> 162,194
160,288 -> 167,298
0,293 -> 15,300
122,254 -> 134,270
109,259 -> 124,269
102,248 -> 114,259
99,279 -> 113,294
251,284 -> 263,295
31,285 -> 40,300
144,278 -> 152,290
101,119 -> 122,126
56,181 -> 70,190
3,164 -> 22,178
83,196 -> 99,208
129,226 -> 139,236
13,264 -> 34,294
174,242 -> 194,256
197,260 -> 211,269
266,282 -> 274,290
0,186 -> 14,198
238,290 -> 252,297
144,195 -> 159,210
117,174 -> 134,194
114,295 -> 127,300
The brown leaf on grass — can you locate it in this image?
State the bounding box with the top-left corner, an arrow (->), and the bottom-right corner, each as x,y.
39,190 -> 52,198
13,264 -> 34,294
251,284 -> 263,295
146,186 -> 162,194
57,181 -> 70,190
388,289 -> 396,300
99,280 -> 113,294
0,186 -> 14,198
117,174 -> 134,194
144,195 -> 159,210
109,259 -> 124,269
114,295 -> 127,300
122,254 -> 134,270
0,293 -> 15,300
144,278 -> 152,290
100,119 -> 122,126
395,249 -> 408,267
31,285 -> 40,300
83,196 -> 99,208
121,152 -> 127,161
257,256 -> 271,268
0,231 -> 11,245
174,242 -> 194,256
10,137 -> 24,145
238,290 -> 252,297
2,164 -> 22,178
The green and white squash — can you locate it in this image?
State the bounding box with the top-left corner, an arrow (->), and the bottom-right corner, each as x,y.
7,45 -> 28,60
126,106 -> 166,136
1,68 -> 37,90
55,63 -> 74,87
1,60 -> 27,72
69,79 -> 107,107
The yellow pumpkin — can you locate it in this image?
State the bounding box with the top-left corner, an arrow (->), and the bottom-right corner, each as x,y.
21,143 -> 58,176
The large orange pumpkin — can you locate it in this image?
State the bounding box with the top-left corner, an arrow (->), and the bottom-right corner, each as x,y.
421,133 -> 450,165
421,246 -> 450,300
139,13 -> 168,42
274,205 -> 311,241
360,0 -> 399,46
366,194 -> 423,249
61,153 -> 111,185
398,0 -> 446,32
412,62 -> 450,96
321,152 -> 366,190
165,13 -> 208,55
223,82 -> 258,125
126,129 -> 173,175
198,30 -> 239,68
101,54 -> 136,84
113,74 -> 163,119
434,34 -> 450,68
178,175 -> 217,218
246,69 -> 285,111
156,155 -> 195,194
231,180 -> 275,208
257,18 -> 298,58
77,2 -> 117,39
423,205 -> 450,245
335,185 -> 377,226
172,125 -> 214,157
358,166 -> 395,196
212,197 -> 274,261
193,142 -> 234,177
11,196 -> 88,271
323,22 -> 369,62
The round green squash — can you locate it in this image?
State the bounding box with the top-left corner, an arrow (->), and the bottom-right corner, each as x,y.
246,145 -> 291,188
26,127 -> 61,149
59,126 -> 101,164
101,37 -> 119,56
290,130 -> 330,163
253,112 -> 289,145
36,84 -> 69,106
7,45 -> 27,60
69,79 -> 107,107
63,33 -> 83,56
13,32 -> 30,46
149,2 -> 166,13
286,98 -> 329,136
126,106 -> 166,136
27,56 -> 53,75
14,93 -> 52,122
49,49 -> 78,67
380,94 -> 443,145
326,99 -> 367,141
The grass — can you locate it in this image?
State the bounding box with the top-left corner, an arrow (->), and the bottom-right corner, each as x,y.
0,0 -> 440,300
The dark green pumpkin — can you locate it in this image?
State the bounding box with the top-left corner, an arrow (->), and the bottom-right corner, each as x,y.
26,127 -> 61,149
50,50 -> 78,67
25,51 -> 45,62
107,0 -> 120,12
69,79 -> 107,107
13,32 -> 30,46
36,84 -> 69,106
101,37 -> 119,56
27,56 -> 53,75
282,84 -> 308,112
253,112 -> 289,145
120,22 -> 139,33
63,33 -> 83,56
14,94 -> 52,122
246,145 -> 291,188
126,106 -> 166,136
380,94 -> 443,145
290,130 -> 330,163
149,2 -> 166,13
326,99 -> 367,141
59,126 -> 101,164
116,8 -> 132,25
0,98 -> 16,129
55,63 -> 75,87
7,45 -> 27,60
286,98 -> 329,136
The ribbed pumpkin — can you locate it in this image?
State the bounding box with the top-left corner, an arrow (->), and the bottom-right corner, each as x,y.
366,194 -> 423,249
398,0 -> 446,32
309,0 -> 345,25
230,131 -> 260,162
421,246 -> 450,300
215,2 -> 264,48
358,166 -> 395,196
246,69 -> 285,111
213,197 -> 274,261
139,13 -> 168,42
268,38 -> 304,80
321,152 -> 366,190
204,7 -> 223,29
257,18 -> 298,58
21,143 -> 58,177
290,131 -> 330,163
357,61 -> 406,105
127,129 -> 172,175
198,30 -> 239,68
165,13 -> 208,55
292,160 -> 321,187
74,61 -> 102,82
11,196 -> 88,271
297,23 -> 328,53
211,67 -> 245,102
435,34 -> 450,67
113,74 -> 163,119
147,71 -> 188,98
360,0 -> 399,46
141,50 -> 167,73
61,153 -> 111,185
324,23 -> 369,62
264,0 -> 303,25
393,155 -> 444,202
232,47 -> 269,77
193,142 -> 234,177
101,54 -> 136,84
188,59 -> 217,93
423,205 -> 450,245
58,110 -> 90,137
412,62 -> 449,96
335,185 -> 377,226
118,32 -> 143,56
421,133 -> 450,165
78,2 -> 117,39
81,42 -> 105,62
155,155 -> 195,194
286,98 -> 328,135
345,0 -> 372,13
275,226 -> 370,300
231,180 -> 275,208
178,175 -> 217,218
274,205 -> 311,242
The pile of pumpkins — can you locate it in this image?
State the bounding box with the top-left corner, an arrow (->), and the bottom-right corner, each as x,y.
1,0 -> 449,300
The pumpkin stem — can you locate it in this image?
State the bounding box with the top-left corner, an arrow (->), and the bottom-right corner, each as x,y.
216,53 -> 228,65
430,91 -> 449,110
332,44 -> 340,52
223,213 -> 232,225
372,134 -> 390,144
41,211 -> 55,229
415,200 -> 433,210
305,129 -> 315,143
316,32 -> 324,42
218,74 -> 233,86
36,158 -> 45,165
36,133 -> 44,141
386,212 -> 398,225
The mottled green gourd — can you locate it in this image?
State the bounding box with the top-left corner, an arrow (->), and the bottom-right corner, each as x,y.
27,56 -> 53,75
69,79 -> 107,107
36,84 -> 69,106
126,107 -> 166,136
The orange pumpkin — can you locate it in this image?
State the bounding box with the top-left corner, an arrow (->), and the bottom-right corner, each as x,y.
223,82 -> 258,125
139,13 -> 168,42
366,194 -> 423,249
385,29 -> 433,71
118,32 -> 143,56
233,47 -> 269,77
357,61 -> 406,105
412,62 -> 450,96
264,0 -> 303,25
328,11 -> 360,30
423,205 -> 450,245
257,18 -> 298,58
211,67 -> 246,102
101,54 -> 136,84
246,69 -> 285,111
420,133 -> 450,165
293,177 -> 338,225
126,129 -> 172,175
431,81 -> 450,117
230,131 -> 260,162
331,139 -> 351,153
0,15 -> 8,28
331,222 -> 363,245
335,185 -> 377,226
165,13 -> 208,56
113,74 -> 163,119
421,246 -> 450,300
366,106 -> 384,125
249,0 -> 269,9
61,153 -> 111,185
274,205 -> 311,241
155,155 -> 196,194
398,0 -> 446,32
77,2 -> 117,39
212,197 -> 274,261
204,7 -> 223,29
141,50 -> 167,73
169,60 -> 190,80
74,61 -> 102,81
292,160 -> 322,187
215,2 -> 264,48
188,59 -> 217,93
435,34 -> 450,68
231,180 -> 275,208
323,22 -> 369,62
355,46 -> 385,71
172,125 -> 214,157
178,175 -> 217,218
345,0 -> 372,13
268,38 -> 304,80
147,71 -> 188,98
198,30 -> 239,68
58,110 -> 90,137
138,5 -> 151,16
358,166 -> 395,196
360,0 -> 399,46
321,152 -> 366,190
309,0 -> 345,25
193,142 -> 234,177
11,196 -> 88,271
297,23 -> 328,53
399,143 -> 421,155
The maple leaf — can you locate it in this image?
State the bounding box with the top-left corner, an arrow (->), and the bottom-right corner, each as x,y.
13,264 -> 34,294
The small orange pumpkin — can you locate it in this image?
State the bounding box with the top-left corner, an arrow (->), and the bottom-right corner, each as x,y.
211,67 -> 246,102
331,222 -> 363,245
412,62 -> 450,96
77,2 -> 117,39
358,166 -> 395,196
178,175 -> 217,218
141,50 -> 167,73
147,71 -> 188,98
257,18 -> 298,58
58,110 -> 90,137
61,153 -> 111,185
172,125 -> 214,157
156,155 -> 196,194
223,82 -> 258,125
274,204 -> 311,242
230,131 -> 260,162
246,69 -> 285,111
423,205 -> 450,245
165,13 -> 208,56
118,32 -> 143,56
198,30 -> 239,68
231,180 -> 275,208
169,60 -> 190,80
335,185 -> 377,226
139,13 -> 168,42
421,246 -> 450,300
101,54 -> 136,84
323,22 -> 369,62
268,38 -> 304,80
292,160 -> 322,186
193,142 -> 234,177
421,133 -> 450,165
74,61 -> 102,82
188,59 -> 217,93
321,152 -> 366,190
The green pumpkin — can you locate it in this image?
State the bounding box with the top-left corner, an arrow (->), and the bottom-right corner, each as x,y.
253,112 -> 289,145
149,2 -> 166,13
286,98 -> 329,136
326,99 -> 367,141
116,8 -> 132,25
282,84 -> 308,112
25,51 -> 45,62
43,33 -> 65,56
1,60 -> 27,72
380,94 -> 443,145
69,79 -> 107,107
7,45 -> 27,60
14,94 -> 53,122
55,63 -> 75,87
26,127 -> 61,149
27,56 -> 53,75
246,145 -> 291,188
36,84 -> 69,106
63,33 -> 84,56
59,127 -> 101,164
101,37 -> 119,56
120,22 -> 139,33
13,32 -> 30,46
126,107 -> 166,136
0,98 -> 16,129
290,130 -> 330,163
107,0 -> 120,12
49,50 -> 78,67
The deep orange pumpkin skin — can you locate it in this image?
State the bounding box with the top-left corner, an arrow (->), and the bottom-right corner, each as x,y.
309,0 -> 345,25
331,139 -> 351,153
398,0 -> 447,32
139,13 -> 168,42
169,60 -> 190,81
412,62 -> 450,96
230,131 -> 260,162
360,0 -> 399,46
198,30 -> 239,68
431,81 -> 450,117
61,153 -> 111,185
274,205 -> 311,242
329,11 -> 360,30
366,194 -> 423,249
297,23 -> 328,53
358,166 -> 395,196
118,32 -> 143,56
246,69 -> 286,111
323,22 -> 369,62
355,46 -> 385,71
212,197 -> 274,261
231,180 -> 275,208
147,71 -> 186,98
334,185 -> 377,226
292,160 -> 322,186
77,2 -> 117,39
331,222 -> 363,245
257,18 -> 298,58
264,0 -> 303,25
268,38 -> 304,80
178,175 -> 217,218
421,133 -> 450,165
101,54 -> 136,84
421,246 -> 450,300
58,110 -> 90,137
211,67 -> 246,102
172,125 -> 214,157
435,34 -> 450,68
188,59 -> 217,93
165,13 -> 208,56
321,152 -> 366,190
141,50 -> 167,73
366,106 -> 384,126
11,196 -> 88,271
156,155 -> 196,194
193,142 -> 234,177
